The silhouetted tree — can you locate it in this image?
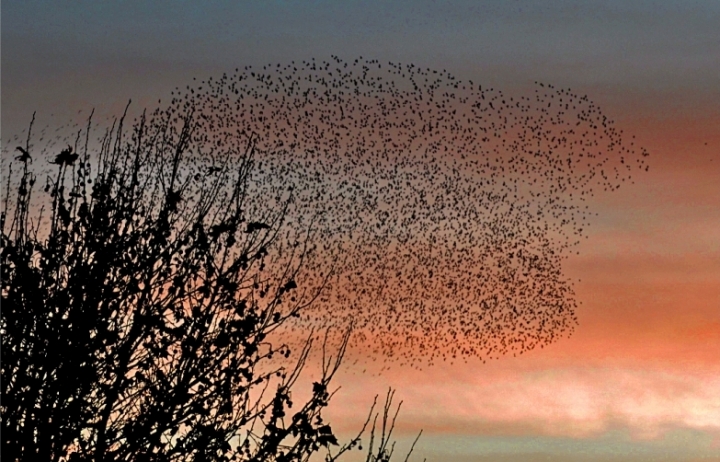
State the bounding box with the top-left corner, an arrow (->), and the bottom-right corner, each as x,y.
1,108 -> 420,462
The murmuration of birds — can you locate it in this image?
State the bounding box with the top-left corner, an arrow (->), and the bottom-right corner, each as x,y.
5,56 -> 649,369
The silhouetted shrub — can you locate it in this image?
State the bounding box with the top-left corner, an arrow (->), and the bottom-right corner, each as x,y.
1,108 -> 420,462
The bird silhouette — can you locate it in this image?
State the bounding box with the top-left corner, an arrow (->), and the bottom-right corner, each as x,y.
15,146 -> 32,163
50,146 -> 79,165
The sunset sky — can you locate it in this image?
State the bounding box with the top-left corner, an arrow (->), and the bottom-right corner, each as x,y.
3,1 -> 719,461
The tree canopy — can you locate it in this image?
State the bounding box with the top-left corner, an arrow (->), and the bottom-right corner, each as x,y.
1,107 -> 418,462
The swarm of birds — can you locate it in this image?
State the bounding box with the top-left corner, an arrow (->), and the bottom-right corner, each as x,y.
6,56 -> 650,368
160,56 -> 649,367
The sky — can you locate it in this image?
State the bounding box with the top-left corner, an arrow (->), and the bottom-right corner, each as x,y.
2,1 -> 719,461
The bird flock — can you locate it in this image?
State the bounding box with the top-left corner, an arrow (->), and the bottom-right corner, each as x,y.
6,56 -> 650,368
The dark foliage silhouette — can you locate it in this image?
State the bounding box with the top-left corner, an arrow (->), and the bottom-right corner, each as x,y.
1,109 -> 420,462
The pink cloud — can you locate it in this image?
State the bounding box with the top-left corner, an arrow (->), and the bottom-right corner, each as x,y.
324,363 -> 720,443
